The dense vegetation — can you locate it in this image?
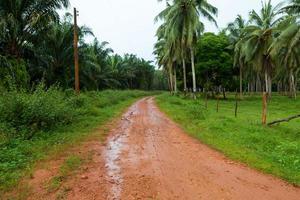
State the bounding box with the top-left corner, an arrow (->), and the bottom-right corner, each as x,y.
0,0 -> 168,91
155,0 -> 300,97
156,93 -> 300,185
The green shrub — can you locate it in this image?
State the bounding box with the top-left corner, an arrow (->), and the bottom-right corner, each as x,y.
0,57 -> 29,89
0,85 -> 74,139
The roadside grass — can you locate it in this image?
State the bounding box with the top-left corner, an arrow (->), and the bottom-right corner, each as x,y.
0,90 -> 158,193
47,155 -> 82,192
156,93 -> 300,185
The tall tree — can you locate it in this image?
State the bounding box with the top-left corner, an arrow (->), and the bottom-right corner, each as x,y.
242,0 -> 285,95
270,18 -> 300,98
155,0 -> 217,97
227,15 -> 247,97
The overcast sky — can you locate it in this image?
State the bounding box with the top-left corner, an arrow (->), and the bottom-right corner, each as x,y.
65,0 -> 282,61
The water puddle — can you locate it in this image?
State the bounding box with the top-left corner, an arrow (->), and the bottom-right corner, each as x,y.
104,114 -> 131,200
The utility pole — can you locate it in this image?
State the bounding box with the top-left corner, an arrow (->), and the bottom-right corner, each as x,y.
74,7 -> 80,94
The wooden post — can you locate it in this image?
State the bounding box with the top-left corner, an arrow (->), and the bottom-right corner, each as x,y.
74,8 -> 80,94
262,92 -> 267,125
235,91 -> 238,118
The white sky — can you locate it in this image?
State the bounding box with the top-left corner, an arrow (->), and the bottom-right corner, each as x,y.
65,0 -> 283,61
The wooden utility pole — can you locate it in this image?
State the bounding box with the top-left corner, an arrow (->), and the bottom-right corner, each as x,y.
262,92 -> 267,125
74,7 -> 80,94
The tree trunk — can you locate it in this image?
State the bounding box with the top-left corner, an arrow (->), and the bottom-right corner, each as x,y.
222,88 -> 226,99
268,75 -> 272,97
256,74 -> 260,93
265,71 -> 268,93
239,66 -> 243,98
169,65 -> 173,94
167,75 -> 171,92
295,73 -> 298,98
174,66 -> 177,94
190,48 -> 197,99
290,72 -> 296,99
248,83 -> 250,95
182,58 -> 187,93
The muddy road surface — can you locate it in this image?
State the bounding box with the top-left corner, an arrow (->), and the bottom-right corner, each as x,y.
19,97 -> 299,200
101,97 -> 299,200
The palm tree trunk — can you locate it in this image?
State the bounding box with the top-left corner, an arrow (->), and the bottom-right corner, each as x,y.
265,71 -> 268,93
169,66 -> 173,94
292,74 -> 296,99
239,66 -> 243,97
256,73 -> 260,93
290,71 -> 296,99
174,66 -> 177,94
190,48 -> 197,99
295,72 -> 298,99
182,58 -> 187,93
167,75 -> 171,92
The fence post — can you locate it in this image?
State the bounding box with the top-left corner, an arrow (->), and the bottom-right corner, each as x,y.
262,92 -> 267,125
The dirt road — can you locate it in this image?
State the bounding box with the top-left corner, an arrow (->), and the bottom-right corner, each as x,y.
21,97 -> 300,200
102,97 -> 300,200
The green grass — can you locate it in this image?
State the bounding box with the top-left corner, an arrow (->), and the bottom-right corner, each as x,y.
156,93 -> 300,185
47,155 -> 82,192
0,90 -> 158,193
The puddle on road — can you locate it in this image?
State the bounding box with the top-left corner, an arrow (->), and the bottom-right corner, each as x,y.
104,113 -> 132,200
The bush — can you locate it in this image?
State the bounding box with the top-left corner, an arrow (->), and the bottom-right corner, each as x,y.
0,57 -> 29,89
0,85 -> 74,139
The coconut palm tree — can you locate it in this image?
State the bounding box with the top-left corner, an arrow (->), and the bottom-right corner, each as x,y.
154,20 -> 177,94
241,0 -> 285,95
270,17 -> 300,98
156,0 -> 217,97
227,15 -> 247,97
281,0 -> 300,16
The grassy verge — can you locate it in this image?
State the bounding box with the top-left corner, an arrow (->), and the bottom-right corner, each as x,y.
47,155 -> 83,192
156,93 -> 300,185
0,90 -> 158,192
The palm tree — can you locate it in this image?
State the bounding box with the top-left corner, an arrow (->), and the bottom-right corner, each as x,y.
156,0 -> 217,97
242,0 -> 285,95
0,0 -> 70,58
227,15 -> 247,97
154,21 -> 176,94
33,17 -> 93,87
281,0 -> 300,16
82,39 -> 116,90
270,17 -> 300,98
